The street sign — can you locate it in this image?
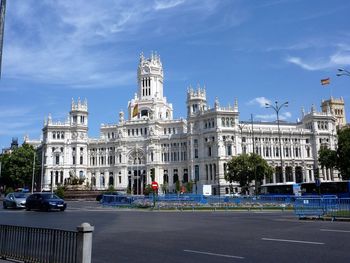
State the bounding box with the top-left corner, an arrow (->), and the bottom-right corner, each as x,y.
151,181 -> 159,190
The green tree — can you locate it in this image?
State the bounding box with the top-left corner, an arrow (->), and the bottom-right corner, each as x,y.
175,180 -> 181,193
337,127 -> 350,180
55,185 -> 66,199
0,144 -> 40,189
0,153 -> 11,187
318,147 -> 337,176
143,184 -> 154,196
161,182 -> 168,194
225,153 -> 273,195
185,180 -> 194,193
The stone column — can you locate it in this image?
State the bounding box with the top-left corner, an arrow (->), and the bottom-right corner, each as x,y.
76,223 -> 94,263
272,166 -> 276,184
292,166 -> 296,182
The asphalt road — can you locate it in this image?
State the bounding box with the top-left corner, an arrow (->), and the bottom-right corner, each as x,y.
1,201 -> 350,263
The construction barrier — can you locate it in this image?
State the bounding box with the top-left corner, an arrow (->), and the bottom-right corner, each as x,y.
100,194 -> 350,220
294,196 -> 350,220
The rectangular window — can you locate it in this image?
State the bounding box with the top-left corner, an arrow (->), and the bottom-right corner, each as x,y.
306,148 -> 310,157
227,145 -> 232,156
195,149 -> 198,159
206,165 -> 209,180
195,165 -> 199,182
173,169 -> 178,184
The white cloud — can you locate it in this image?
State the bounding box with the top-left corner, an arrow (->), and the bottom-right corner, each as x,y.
248,97 -> 271,107
4,0 -> 235,88
255,114 -> 276,120
286,49 -> 350,71
154,0 -> 185,10
330,52 -> 350,65
255,111 -> 292,121
285,56 -> 325,71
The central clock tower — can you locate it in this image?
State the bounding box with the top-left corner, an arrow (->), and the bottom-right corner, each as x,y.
127,52 -> 173,121
137,52 -> 164,100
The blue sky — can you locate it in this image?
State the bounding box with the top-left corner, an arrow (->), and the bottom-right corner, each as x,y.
1,0 -> 350,150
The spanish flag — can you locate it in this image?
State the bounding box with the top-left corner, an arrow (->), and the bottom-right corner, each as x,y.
321,78 -> 330,85
132,103 -> 139,117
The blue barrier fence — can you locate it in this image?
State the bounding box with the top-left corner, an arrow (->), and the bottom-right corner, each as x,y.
100,194 -> 350,219
101,194 -> 296,208
294,197 -> 350,219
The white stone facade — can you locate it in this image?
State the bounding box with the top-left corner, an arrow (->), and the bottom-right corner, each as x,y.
28,53 -> 339,195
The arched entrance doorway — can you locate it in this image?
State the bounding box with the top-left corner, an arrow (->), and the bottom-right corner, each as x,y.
128,148 -> 147,195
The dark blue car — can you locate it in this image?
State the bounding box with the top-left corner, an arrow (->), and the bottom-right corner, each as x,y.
25,193 -> 67,211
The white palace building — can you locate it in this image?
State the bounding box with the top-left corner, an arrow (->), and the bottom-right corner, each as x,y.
26,53 -> 341,195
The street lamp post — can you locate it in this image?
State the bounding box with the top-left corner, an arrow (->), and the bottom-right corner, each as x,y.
265,101 -> 288,183
251,114 -> 258,195
31,151 -> 36,193
337,68 -> 350,77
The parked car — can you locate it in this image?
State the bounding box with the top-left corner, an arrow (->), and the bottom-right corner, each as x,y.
96,192 -> 121,202
25,193 -> 67,211
3,192 -> 30,209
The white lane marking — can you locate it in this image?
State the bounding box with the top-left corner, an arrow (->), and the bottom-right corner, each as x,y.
184,249 -> 244,259
320,229 -> 350,233
262,238 -> 324,245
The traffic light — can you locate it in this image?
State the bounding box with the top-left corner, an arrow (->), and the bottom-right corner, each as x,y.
150,168 -> 155,181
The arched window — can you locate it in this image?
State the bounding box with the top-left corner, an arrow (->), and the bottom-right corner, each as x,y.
141,109 -> 148,117
109,172 -> 114,186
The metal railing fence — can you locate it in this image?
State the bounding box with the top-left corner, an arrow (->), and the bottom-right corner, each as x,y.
0,225 -> 77,263
0,223 -> 94,263
331,198 -> 350,218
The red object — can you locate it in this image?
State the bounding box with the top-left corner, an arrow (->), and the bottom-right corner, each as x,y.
151,181 -> 159,190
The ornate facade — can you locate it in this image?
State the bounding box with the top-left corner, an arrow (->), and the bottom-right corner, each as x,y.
27,53 -> 339,195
